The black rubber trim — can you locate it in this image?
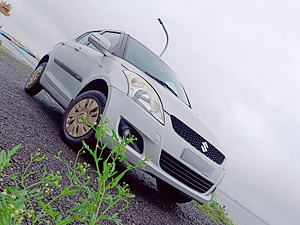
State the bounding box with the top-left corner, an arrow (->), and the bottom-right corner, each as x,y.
54,58 -> 82,82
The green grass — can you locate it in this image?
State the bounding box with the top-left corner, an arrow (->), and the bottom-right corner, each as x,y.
0,46 -> 14,59
0,46 -> 33,72
15,63 -> 33,72
15,63 -> 23,71
193,192 -> 235,225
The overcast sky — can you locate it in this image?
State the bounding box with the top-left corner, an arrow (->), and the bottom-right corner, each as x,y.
1,1 -> 299,224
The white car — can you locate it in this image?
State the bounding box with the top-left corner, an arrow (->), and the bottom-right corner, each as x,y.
24,30 -> 226,203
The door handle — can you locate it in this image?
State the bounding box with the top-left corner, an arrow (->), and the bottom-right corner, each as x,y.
74,47 -> 81,52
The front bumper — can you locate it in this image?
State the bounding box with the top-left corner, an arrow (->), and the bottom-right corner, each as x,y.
103,86 -> 226,204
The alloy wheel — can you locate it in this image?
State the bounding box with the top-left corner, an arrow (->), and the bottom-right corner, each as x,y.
65,98 -> 100,138
26,65 -> 44,87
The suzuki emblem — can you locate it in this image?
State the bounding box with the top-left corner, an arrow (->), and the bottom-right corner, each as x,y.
201,142 -> 209,153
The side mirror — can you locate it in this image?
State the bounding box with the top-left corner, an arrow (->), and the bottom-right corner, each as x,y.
88,33 -> 111,54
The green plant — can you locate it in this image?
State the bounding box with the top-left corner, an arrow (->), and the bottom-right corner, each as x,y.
0,118 -> 147,224
0,144 -> 21,173
193,191 -> 235,225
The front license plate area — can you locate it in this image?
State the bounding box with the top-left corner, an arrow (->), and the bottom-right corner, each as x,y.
181,148 -> 214,177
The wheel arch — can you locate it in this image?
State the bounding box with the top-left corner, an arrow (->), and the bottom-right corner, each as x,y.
37,55 -> 49,66
78,79 -> 109,99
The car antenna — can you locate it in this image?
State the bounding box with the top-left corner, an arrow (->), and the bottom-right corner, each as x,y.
158,18 -> 169,57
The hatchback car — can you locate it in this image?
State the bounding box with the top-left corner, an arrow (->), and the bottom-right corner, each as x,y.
24,30 -> 226,204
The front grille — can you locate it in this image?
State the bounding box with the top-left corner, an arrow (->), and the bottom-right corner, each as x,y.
160,151 -> 214,193
171,115 -> 225,165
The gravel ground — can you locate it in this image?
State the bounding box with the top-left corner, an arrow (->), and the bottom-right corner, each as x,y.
0,50 -> 216,225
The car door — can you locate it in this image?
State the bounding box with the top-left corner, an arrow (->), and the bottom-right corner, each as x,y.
48,32 -> 106,102
46,31 -> 123,105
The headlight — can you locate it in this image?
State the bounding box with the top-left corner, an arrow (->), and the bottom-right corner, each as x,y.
123,70 -> 164,124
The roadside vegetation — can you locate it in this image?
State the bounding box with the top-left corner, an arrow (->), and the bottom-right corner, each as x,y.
0,118 -> 147,224
0,46 -> 33,72
193,192 -> 235,225
0,45 -> 14,59
15,62 -> 33,72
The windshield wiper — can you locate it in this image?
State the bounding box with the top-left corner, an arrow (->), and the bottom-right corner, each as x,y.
143,71 -> 178,97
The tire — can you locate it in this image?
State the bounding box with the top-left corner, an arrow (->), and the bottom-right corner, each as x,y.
156,179 -> 191,203
24,62 -> 46,96
61,90 -> 107,150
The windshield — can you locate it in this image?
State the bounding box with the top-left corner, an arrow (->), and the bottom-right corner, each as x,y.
124,37 -> 190,106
